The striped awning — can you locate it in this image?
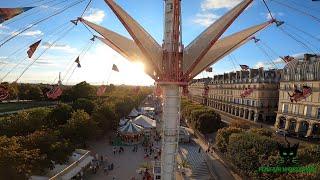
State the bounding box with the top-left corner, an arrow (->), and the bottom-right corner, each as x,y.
119,120 -> 143,134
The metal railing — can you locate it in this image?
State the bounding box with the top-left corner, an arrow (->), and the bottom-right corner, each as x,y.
49,149 -> 91,180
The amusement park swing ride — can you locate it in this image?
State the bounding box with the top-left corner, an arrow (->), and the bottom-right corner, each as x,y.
1,0 -> 320,179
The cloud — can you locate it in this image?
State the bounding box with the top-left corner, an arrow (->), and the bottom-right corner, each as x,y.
41,42 -> 77,53
0,24 -> 8,29
83,8 -> 106,24
192,12 -> 220,27
262,12 -> 284,20
201,0 -> 242,10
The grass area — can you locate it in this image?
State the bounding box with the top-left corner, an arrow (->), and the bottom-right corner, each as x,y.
0,101 -> 58,113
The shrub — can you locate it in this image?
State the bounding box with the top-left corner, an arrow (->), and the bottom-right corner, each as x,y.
215,127 -> 243,153
226,132 -> 278,176
72,98 -> 96,114
197,112 -> 221,134
230,119 -> 251,130
248,128 -> 273,137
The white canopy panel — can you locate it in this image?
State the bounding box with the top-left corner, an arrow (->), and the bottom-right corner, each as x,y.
183,0 -> 253,74
189,21 -> 273,79
104,0 -> 162,76
79,18 -> 156,79
133,115 -> 156,129
119,120 -> 144,134
128,108 -> 140,117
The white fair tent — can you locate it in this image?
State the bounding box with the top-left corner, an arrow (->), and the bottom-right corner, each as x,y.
128,108 -> 139,118
133,115 -> 156,129
119,117 -> 129,126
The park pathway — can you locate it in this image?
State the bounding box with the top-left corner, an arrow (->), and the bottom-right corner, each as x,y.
179,141 -> 212,180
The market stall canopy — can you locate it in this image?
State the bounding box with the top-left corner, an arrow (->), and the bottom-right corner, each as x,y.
119,117 -> 129,127
128,108 -> 140,117
119,120 -> 144,134
133,115 -> 156,128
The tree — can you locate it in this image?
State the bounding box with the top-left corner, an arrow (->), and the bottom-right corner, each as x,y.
113,97 -> 135,119
69,81 -> 96,101
62,110 -> 98,147
215,127 -> 243,153
197,112 -> 221,134
298,144 -> 320,166
22,130 -> 74,166
0,112 -> 31,137
226,132 -> 278,176
248,128 -> 273,137
92,103 -> 117,134
0,136 -> 44,180
28,85 -> 44,100
48,103 -> 73,128
72,98 -> 96,114
230,119 -> 251,130
26,107 -> 51,131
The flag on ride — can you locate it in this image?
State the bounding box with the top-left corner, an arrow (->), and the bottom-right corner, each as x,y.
97,85 -> 106,96
0,85 -> 9,100
75,56 -> 81,68
112,64 -> 119,72
70,19 -> 78,25
205,67 -> 213,72
281,56 -> 295,63
27,40 -> 41,58
251,37 -> 260,43
240,88 -> 254,98
302,86 -> 312,97
240,65 -> 249,70
0,7 -> 34,23
46,86 -> 63,100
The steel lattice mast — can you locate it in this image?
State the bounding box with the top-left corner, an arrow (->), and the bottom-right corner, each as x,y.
79,0 -> 274,179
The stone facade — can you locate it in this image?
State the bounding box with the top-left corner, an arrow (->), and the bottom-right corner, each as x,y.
275,54 -> 320,138
188,68 -> 281,124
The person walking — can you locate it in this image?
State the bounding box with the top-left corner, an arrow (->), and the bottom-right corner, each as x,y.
113,146 -> 116,155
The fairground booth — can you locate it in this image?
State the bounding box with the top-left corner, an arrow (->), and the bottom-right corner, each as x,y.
118,120 -> 144,145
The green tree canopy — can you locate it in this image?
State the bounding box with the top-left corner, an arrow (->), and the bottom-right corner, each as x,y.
0,136 -> 44,180
197,113 -> 221,134
62,110 -> 98,146
92,103 -> 117,133
72,98 -> 96,114
48,103 -> 73,128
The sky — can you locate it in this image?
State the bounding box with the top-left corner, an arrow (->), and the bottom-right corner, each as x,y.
0,0 -> 319,85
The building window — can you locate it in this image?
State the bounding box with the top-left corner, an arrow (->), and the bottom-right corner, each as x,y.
282,104 -> 288,113
304,106 -> 312,117
252,100 -> 255,106
317,108 -> 320,119
293,105 -> 298,115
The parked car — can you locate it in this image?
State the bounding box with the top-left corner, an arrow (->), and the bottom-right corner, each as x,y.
275,129 -> 289,136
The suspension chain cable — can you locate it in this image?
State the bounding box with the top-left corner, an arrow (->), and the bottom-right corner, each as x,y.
262,0 -> 275,20
14,25 -> 75,82
228,55 -> 237,71
0,21 -> 72,75
65,41 -> 95,85
271,0 -> 320,24
255,43 -> 278,69
285,23 -> 320,42
278,26 -> 316,54
0,0 -> 86,48
4,0 -> 65,26
61,40 -> 94,82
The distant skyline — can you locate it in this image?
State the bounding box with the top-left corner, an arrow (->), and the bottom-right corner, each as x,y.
0,0 -> 319,85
